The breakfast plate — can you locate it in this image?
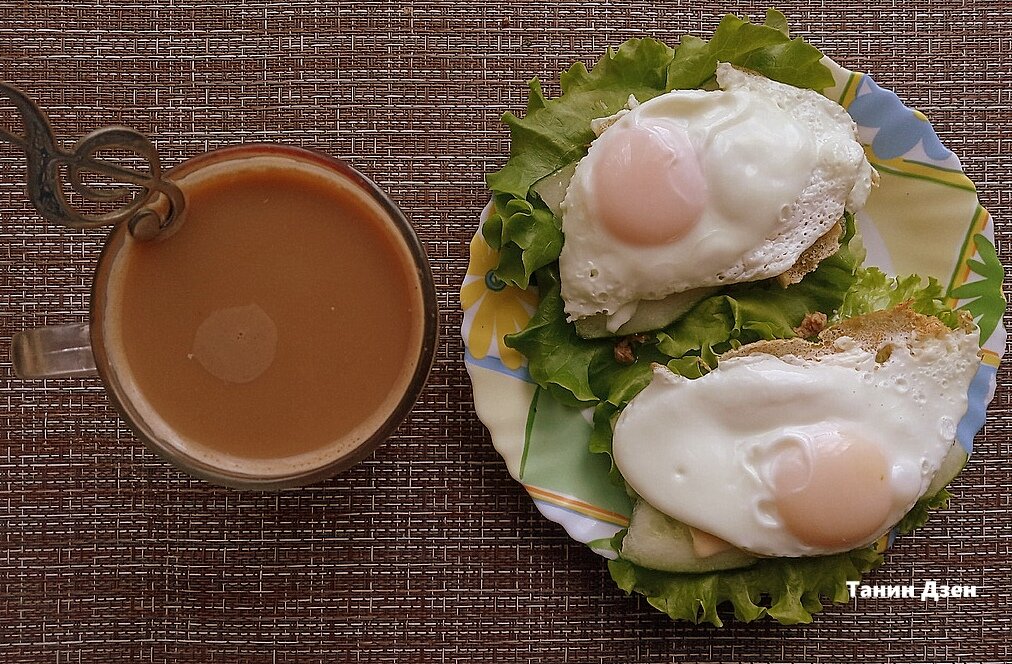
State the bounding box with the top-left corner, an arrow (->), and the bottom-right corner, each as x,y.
461,56 -> 1005,558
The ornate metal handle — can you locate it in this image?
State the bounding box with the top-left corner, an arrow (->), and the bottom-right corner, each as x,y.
0,83 -> 184,240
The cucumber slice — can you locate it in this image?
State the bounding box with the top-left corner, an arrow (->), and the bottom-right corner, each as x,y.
574,288 -> 717,339
925,443 -> 969,497
531,162 -> 577,217
620,500 -> 758,573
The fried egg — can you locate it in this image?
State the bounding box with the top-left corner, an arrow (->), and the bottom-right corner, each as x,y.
559,63 -> 875,324
611,324 -> 980,557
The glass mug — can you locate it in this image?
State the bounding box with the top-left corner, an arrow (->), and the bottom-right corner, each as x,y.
12,145 -> 439,489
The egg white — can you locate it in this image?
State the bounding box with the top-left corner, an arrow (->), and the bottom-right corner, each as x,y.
611,327 -> 980,557
559,63 -> 875,322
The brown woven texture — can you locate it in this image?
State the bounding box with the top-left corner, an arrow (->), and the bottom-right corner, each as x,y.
0,1 -> 1009,662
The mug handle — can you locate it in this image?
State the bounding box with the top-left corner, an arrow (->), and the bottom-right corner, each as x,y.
11,323 -> 98,378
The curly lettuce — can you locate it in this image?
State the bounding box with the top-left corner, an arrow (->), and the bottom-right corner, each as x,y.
895,488 -> 952,535
836,266 -> 958,324
609,544 -> 883,626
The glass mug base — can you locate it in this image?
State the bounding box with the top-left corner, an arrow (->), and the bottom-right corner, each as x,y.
12,145 -> 439,489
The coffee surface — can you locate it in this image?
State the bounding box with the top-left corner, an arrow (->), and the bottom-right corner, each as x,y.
109,158 -> 423,463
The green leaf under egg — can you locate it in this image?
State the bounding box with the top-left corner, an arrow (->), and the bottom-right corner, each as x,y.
609,545 -> 883,627
666,11 -> 834,91
507,215 -> 861,411
502,266 -> 610,407
836,267 -> 952,322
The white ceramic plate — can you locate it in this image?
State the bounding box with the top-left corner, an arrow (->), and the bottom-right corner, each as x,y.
460,58 -> 1006,555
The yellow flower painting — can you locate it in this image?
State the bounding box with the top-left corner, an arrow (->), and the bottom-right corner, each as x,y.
460,233 -> 538,370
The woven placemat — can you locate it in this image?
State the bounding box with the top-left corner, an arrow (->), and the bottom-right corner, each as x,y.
0,2 -> 1008,662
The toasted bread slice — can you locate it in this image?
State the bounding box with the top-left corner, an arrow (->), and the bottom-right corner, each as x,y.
776,221 -> 844,287
723,303 -> 976,362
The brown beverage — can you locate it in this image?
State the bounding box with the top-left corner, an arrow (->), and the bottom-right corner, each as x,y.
100,148 -> 429,478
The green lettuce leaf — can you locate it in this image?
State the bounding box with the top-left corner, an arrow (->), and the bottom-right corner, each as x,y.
481,194 -> 563,289
835,266 -> 969,331
503,267 -> 612,407
656,215 -> 861,361
667,10 -> 835,91
655,278 -> 836,359
836,267 -> 949,320
587,337 -> 675,405
763,8 -> 790,36
486,38 -> 676,202
483,12 -> 836,287
609,546 -> 883,626
588,403 -> 622,486
894,488 -> 951,535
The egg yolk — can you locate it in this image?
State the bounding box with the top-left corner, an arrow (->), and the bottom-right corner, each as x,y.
770,432 -> 894,549
591,121 -> 707,246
